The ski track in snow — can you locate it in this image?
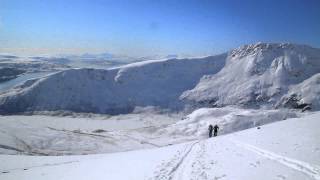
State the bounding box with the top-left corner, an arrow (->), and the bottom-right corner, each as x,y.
172,141 -> 216,180
149,140 -> 218,180
189,141 -> 218,180
170,142 -> 197,180
149,141 -> 199,180
149,141 -> 222,180
0,160 -> 79,175
231,140 -> 320,180
150,137 -> 320,180
47,127 -> 112,139
115,132 -> 161,148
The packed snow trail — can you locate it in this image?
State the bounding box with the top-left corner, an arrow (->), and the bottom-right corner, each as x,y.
150,141 -> 199,180
232,140 -> 320,180
171,141 -> 216,180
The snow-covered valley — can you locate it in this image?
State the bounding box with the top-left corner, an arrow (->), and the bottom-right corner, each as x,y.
0,107 -> 298,156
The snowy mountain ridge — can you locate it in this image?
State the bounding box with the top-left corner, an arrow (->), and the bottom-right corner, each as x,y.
182,42 -> 320,110
0,54 -> 226,114
0,42 -> 319,114
228,42 -> 313,59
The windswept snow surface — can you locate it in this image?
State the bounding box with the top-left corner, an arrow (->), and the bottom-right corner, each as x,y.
182,43 -> 320,110
0,111 -> 319,180
0,55 -> 226,114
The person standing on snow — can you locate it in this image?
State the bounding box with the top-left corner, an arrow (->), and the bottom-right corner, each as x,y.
213,124 -> 219,137
208,124 -> 214,138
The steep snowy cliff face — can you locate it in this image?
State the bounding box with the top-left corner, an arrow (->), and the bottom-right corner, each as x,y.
181,43 -> 320,110
278,73 -> 320,111
0,55 -> 226,114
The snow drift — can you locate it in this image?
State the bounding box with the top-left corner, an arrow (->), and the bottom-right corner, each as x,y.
0,55 -> 226,114
181,43 -> 320,110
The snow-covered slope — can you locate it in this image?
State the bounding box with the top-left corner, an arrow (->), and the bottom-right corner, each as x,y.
182,43 -> 320,110
1,111 -> 319,180
0,55 -> 226,114
157,107 -> 297,138
278,73 -> 320,110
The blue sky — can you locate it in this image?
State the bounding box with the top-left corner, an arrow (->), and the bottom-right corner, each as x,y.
0,0 -> 320,56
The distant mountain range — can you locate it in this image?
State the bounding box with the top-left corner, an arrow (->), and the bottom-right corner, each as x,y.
0,43 -> 319,114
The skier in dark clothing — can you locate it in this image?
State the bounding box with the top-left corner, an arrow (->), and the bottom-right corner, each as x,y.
213,124 -> 219,137
208,124 -> 214,138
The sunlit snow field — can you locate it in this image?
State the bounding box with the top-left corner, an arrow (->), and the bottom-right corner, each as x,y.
1,112 -> 319,180
0,106 -> 299,156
